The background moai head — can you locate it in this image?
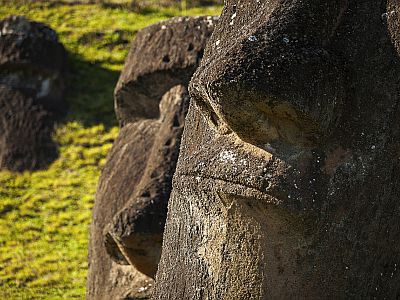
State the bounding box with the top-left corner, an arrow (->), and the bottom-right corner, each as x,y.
87,16 -> 217,300
0,15 -> 67,116
0,16 -> 67,171
154,1 -> 400,299
114,16 -> 218,125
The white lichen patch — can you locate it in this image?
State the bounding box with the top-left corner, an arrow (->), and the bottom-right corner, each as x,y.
219,150 -> 236,163
37,78 -> 52,98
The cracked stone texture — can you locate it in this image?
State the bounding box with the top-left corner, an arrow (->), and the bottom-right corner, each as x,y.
153,1 -> 400,299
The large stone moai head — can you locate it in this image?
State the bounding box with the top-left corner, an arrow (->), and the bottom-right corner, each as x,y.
0,16 -> 67,171
86,16 -> 217,300
154,1 -> 400,299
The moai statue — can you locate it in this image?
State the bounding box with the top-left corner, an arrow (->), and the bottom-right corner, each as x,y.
0,16 -> 67,171
87,16 -> 217,300
153,1 -> 400,299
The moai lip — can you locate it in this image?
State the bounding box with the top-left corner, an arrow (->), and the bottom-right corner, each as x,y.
153,1 -> 400,299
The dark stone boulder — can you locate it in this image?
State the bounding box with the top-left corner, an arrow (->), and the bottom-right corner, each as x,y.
114,16 -> 218,125
153,1 -> 400,299
0,15 -> 67,116
0,85 -> 57,171
0,16 -> 67,171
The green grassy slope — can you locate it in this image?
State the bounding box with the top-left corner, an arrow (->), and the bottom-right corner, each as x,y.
0,2 -> 222,299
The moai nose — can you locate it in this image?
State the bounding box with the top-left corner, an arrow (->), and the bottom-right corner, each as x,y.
190,0 -> 348,148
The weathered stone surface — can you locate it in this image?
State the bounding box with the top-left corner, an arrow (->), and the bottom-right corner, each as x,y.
87,85 -> 189,299
88,16 -> 217,298
87,120 -> 159,300
154,1 -> 400,299
0,15 -> 67,171
105,85 -> 189,278
114,16 -> 217,125
190,1 -> 347,148
0,85 -> 57,172
0,15 -> 67,116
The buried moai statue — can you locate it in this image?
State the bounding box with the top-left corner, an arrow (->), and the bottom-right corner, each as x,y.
0,16 -> 67,171
153,1 -> 400,299
114,16 -> 218,126
86,16 -> 217,300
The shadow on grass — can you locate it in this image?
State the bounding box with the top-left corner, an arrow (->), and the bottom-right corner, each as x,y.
64,52 -> 120,128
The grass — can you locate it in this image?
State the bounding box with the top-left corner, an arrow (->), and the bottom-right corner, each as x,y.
0,2 -> 222,298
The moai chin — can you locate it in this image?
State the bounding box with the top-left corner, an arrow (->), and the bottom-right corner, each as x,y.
153,1 -> 400,299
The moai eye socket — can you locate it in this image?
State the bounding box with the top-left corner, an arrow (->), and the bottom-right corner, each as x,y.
191,88 -> 231,135
191,59 -> 344,149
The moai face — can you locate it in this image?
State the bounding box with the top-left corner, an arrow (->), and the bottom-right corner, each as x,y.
154,1 -> 400,299
87,16 -> 218,300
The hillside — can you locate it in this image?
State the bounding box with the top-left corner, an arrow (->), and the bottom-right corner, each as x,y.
0,2 -> 222,298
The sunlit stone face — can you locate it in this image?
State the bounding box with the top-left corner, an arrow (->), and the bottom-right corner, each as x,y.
154,1 -> 400,299
161,101 -> 330,298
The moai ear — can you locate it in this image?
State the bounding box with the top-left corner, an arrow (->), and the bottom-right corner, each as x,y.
114,16 -> 218,126
190,1 -> 348,148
